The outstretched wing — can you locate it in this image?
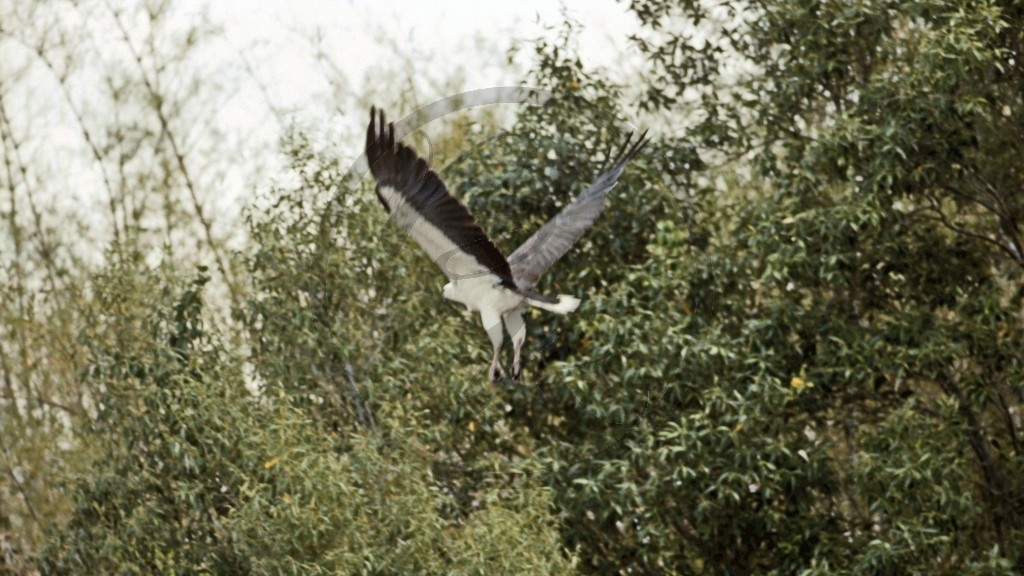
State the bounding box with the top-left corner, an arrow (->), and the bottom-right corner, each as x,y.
509,129 -> 649,289
366,107 -> 514,285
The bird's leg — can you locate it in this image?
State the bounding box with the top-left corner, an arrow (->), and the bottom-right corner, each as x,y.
481,309 -> 505,383
489,351 -> 504,383
504,307 -> 527,380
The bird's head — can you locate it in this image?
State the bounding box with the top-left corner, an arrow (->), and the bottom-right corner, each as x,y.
442,281 -> 474,311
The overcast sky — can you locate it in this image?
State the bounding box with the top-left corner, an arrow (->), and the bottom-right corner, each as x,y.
1,0 -> 646,265
202,0 -> 646,165
208,0 -> 642,109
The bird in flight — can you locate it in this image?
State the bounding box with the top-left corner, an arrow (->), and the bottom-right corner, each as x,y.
366,107 -> 647,382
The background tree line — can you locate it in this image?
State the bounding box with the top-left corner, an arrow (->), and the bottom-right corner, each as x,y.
2,0 -> 1023,573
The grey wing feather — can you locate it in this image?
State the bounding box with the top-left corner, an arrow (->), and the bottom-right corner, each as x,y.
509,129 -> 648,289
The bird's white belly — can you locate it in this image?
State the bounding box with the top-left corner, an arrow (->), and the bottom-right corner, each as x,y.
443,276 -> 523,314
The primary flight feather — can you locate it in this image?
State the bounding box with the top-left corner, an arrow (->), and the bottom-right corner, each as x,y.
366,107 -> 647,381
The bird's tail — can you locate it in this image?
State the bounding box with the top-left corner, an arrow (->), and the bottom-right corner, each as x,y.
523,293 -> 581,314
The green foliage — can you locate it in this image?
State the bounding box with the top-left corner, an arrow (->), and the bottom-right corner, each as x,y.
633,0 -> 1024,268
39,248 -> 575,574
612,0 -> 1024,572
41,257 -> 257,573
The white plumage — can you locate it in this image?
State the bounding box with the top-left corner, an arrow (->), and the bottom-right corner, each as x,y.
366,107 -> 647,381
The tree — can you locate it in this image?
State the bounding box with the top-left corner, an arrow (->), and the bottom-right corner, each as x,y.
1,1 -> 245,566
241,9 -> 1024,570
522,0 -> 1024,571
40,250 -> 576,575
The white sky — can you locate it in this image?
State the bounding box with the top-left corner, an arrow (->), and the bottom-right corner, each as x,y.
2,0 -> 646,266
205,0 -> 646,167
208,0 -> 642,106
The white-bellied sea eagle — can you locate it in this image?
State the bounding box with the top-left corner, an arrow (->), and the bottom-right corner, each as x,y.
366,107 -> 647,382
